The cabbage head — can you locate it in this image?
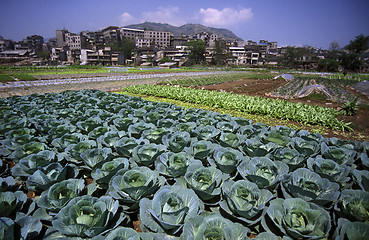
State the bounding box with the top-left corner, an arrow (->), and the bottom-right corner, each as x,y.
282,168 -> 340,207
108,167 -> 165,211
97,130 -> 126,148
80,147 -> 113,170
307,156 -> 351,185
237,156 -> 289,190
26,163 -> 79,193
333,218 -> 369,240
218,132 -> 245,149
51,195 -> 126,238
114,137 -> 148,158
37,179 -> 86,214
11,150 -> 55,178
220,179 -> 273,226
192,125 -> 220,141
64,140 -> 97,163
139,185 -> 202,234
131,143 -> 166,167
162,131 -> 191,153
291,137 -> 320,157
335,189 -> 369,223
184,140 -> 214,161
262,198 -> 331,239
156,151 -> 194,178
210,146 -> 245,174
271,147 -> 306,171
91,157 -> 130,188
321,142 -> 357,165
181,213 -> 248,240
184,160 -> 228,202
240,137 -> 276,157
352,169 -> 369,191
0,191 -> 27,218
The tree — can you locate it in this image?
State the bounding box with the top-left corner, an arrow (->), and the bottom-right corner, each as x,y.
342,34 -> 369,72
346,34 -> 369,54
109,38 -> 136,61
186,39 -> 206,65
329,41 -> 341,52
211,40 -> 230,65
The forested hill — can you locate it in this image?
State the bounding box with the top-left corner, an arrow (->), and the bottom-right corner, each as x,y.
124,22 -> 243,41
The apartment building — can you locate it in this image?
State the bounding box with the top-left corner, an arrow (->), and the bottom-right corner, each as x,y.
101,26 -> 121,43
65,32 -> 81,50
143,30 -> 173,49
120,28 -> 144,41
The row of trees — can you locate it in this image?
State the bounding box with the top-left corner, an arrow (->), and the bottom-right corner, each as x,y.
319,34 -> 369,72
88,34 -> 368,71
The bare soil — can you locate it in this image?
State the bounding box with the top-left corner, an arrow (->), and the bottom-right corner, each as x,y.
194,78 -> 369,142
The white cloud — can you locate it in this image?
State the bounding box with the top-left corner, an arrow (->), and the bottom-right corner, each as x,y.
141,7 -> 186,26
199,7 -> 253,27
119,12 -> 136,26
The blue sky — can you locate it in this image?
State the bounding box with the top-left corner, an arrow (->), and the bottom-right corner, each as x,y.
1,0 -> 368,49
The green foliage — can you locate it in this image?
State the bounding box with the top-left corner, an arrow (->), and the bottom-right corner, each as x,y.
121,84 -> 348,130
186,39 -> 206,64
340,95 -> 360,116
0,89 -> 368,239
0,74 -> 14,82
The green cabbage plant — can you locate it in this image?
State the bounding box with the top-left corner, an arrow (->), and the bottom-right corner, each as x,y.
237,156 -> 289,190
162,131 -> 191,153
183,160 -> 228,203
262,198 -> 331,239
335,189 -> 369,223
50,195 -> 126,238
131,143 -> 166,167
307,156 -> 351,185
282,168 -> 340,207
26,163 -> 79,193
333,218 -> 369,240
184,140 -> 214,161
209,146 -> 245,174
156,151 -> 194,178
139,185 -> 202,234
271,147 -> 307,171
220,179 -> 273,226
181,213 -> 249,240
108,167 -> 165,211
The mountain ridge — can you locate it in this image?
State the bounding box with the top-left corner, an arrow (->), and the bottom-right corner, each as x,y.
123,22 -> 243,41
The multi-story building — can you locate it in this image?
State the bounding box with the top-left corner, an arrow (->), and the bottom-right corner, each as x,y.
143,30 -> 173,49
101,26 -> 121,43
65,32 -> 81,50
56,29 -> 68,47
24,35 -> 44,52
120,28 -> 144,42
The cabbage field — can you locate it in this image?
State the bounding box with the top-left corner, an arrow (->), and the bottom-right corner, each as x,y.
1,89 -> 369,239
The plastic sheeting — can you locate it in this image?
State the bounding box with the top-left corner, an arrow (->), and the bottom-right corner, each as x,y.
274,74 -> 294,80
295,84 -> 334,100
352,81 -> 369,97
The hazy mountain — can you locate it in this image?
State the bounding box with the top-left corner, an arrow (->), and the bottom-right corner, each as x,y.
123,22 -> 243,41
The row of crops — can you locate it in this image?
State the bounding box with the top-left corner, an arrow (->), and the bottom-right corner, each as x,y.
120,84 -> 349,130
1,89 -> 368,239
160,72 -> 276,87
270,76 -> 359,103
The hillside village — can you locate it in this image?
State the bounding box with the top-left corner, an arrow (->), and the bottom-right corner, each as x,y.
0,23 -> 367,71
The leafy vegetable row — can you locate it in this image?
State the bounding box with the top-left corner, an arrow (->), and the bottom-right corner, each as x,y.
120,84 -> 349,130
160,72 -> 275,87
1,89 -> 368,239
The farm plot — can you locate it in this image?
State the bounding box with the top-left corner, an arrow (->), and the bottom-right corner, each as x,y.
120,84 -> 349,130
1,89 -> 368,239
270,76 -> 360,103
